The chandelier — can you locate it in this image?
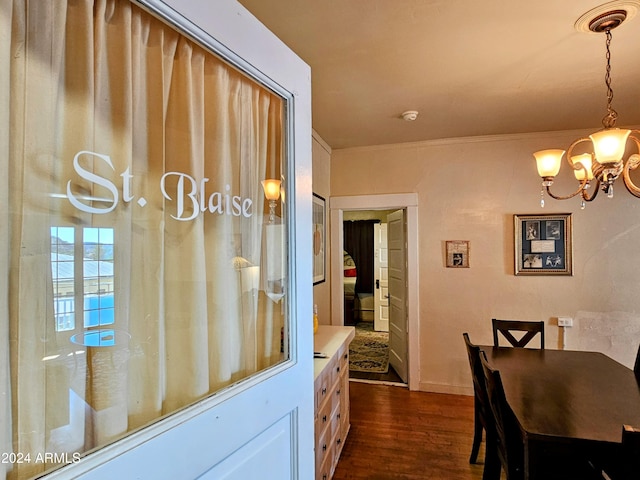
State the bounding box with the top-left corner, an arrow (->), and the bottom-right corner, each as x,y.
534,5 -> 640,208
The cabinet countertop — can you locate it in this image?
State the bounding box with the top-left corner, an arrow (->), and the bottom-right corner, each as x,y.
313,325 -> 355,380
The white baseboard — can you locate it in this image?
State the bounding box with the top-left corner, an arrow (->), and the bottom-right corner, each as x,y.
418,382 -> 473,396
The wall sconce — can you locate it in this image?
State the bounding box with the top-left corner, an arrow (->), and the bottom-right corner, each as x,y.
261,179 -> 281,223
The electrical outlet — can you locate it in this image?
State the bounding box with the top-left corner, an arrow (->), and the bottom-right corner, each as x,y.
558,316 -> 573,327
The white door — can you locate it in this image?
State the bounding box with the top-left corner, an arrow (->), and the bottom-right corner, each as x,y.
45,1 -> 315,479
388,209 -> 408,383
373,223 -> 389,332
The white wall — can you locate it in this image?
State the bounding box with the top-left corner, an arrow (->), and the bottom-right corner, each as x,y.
331,129 -> 640,394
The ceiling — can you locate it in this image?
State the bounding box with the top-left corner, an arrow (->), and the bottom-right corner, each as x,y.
237,0 -> 640,150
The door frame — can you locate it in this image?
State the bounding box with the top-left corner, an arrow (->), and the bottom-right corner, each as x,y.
330,193 -> 419,391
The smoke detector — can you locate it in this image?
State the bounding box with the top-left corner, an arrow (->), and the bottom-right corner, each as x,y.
401,110 -> 419,121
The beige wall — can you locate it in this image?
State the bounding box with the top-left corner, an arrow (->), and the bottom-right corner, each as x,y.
330,129 -> 640,394
312,131 -> 332,325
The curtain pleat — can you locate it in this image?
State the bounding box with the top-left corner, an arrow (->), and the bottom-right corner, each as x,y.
343,220 -> 379,294
1,1 -> 285,477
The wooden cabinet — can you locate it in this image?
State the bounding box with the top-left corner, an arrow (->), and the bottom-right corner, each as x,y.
314,326 -> 355,480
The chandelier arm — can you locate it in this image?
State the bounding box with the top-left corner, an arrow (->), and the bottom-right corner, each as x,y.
545,179 -> 588,201
565,137 -> 591,168
581,179 -> 600,202
541,137 -> 593,201
622,132 -> 640,197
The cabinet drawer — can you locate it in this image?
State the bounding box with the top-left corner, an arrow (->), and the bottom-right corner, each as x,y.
338,345 -> 349,374
339,373 -> 349,424
330,406 -> 341,443
330,378 -> 343,415
332,347 -> 347,384
339,403 -> 349,440
315,358 -> 336,408
339,406 -> 350,447
315,394 -> 333,444
316,449 -> 333,480
315,426 -> 333,470
334,428 -> 346,459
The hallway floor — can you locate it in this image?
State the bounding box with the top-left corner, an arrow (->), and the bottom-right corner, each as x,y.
333,382 -> 487,480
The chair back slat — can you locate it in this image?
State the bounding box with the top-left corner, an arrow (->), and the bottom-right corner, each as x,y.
492,318 -> 545,349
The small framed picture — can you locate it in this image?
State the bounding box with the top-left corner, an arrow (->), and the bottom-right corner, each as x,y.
514,213 -> 572,276
446,240 -> 469,268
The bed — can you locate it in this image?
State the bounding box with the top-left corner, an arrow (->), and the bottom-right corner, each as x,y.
344,257 -> 357,298
355,293 -> 374,322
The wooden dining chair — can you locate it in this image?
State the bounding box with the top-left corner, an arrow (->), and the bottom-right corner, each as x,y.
615,424 -> 640,480
598,424 -> 640,480
479,350 -> 524,480
462,333 -> 498,474
621,424 -> 640,479
492,318 -> 545,349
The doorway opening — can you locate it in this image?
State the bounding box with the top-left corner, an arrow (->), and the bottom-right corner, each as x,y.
330,194 -> 419,391
343,210 -> 401,385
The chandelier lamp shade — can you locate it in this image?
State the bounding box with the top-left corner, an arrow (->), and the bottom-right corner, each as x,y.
534,4 -> 640,208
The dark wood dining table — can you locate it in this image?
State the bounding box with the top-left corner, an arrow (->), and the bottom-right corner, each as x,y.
481,346 -> 640,480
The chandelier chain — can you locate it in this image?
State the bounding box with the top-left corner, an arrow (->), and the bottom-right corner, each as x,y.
603,29 -> 618,128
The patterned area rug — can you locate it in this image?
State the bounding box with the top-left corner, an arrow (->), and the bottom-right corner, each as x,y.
349,322 -> 389,373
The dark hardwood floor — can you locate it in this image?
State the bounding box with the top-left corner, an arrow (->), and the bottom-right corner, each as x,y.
333,382 -> 488,480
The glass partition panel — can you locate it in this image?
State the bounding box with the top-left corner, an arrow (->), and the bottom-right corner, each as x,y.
1,1 -> 288,478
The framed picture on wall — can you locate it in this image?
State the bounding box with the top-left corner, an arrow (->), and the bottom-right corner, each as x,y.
446,240 -> 470,268
514,213 -> 572,276
312,193 -> 326,284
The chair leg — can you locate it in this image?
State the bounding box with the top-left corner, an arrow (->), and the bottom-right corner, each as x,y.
482,434 -> 501,480
469,407 -> 483,464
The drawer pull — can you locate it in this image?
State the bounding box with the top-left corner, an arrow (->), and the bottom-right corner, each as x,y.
322,387 -> 327,395
336,389 -> 341,396
323,443 -> 327,452
323,414 -> 327,423
336,366 -> 340,373
344,353 -> 348,359
337,413 -> 341,420
337,438 -> 342,445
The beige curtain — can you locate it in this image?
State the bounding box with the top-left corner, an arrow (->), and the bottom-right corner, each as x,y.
1,1 -> 285,478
